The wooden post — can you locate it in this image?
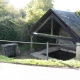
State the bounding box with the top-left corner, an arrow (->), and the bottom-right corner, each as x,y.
51,17 -> 53,35
76,43 -> 80,60
35,15 -> 52,32
30,36 -> 34,52
46,42 -> 49,60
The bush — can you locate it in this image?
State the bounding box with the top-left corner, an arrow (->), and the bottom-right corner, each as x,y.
0,17 -> 21,41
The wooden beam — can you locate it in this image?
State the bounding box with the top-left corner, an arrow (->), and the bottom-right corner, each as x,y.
35,15 -> 52,32
51,17 -> 53,35
33,32 -> 78,41
30,36 -> 34,52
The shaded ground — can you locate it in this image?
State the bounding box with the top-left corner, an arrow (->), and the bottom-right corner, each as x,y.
15,50 -> 38,59
15,44 -> 46,59
0,42 -> 59,60
0,44 -> 46,59
0,44 -> 76,60
0,50 -> 38,59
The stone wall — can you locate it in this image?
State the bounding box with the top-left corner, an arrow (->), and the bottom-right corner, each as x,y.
57,28 -> 76,50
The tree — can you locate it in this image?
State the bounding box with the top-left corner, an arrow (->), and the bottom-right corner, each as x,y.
26,0 -> 53,11
0,1 -> 25,41
75,10 -> 80,18
20,9 -> 26,18
25,0 -> 54,23
32,0 -> 53,11
22,0 -> 54,41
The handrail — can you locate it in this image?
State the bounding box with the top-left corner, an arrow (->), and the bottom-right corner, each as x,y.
0,40 -> 77,46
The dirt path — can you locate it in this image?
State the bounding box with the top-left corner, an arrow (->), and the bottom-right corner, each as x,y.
15,50 -> 38,59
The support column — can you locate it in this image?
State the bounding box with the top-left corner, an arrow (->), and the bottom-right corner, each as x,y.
30,36 -> 34,52
46,42 -> 49,60
51,17 -> 53,35
76,43 -> 80,60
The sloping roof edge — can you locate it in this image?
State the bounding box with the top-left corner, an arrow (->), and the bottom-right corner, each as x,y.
29,8 -> 80,40
29,8 -> 53,34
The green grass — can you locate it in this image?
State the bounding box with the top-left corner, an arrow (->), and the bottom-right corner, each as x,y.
0,55 -> 80,68
19,44 -> 46,52
19,44 -> 30,52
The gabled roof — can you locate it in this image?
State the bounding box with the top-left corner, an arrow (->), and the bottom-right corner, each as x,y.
52,9 -> 80,37
30,8 -> 80,41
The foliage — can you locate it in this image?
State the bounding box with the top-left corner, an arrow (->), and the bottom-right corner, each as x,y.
75,10 -> 80,18
0,16 -> 20,40
25,0 -> 53,23
0,1 -> 26,41
0,0 -> 21,17
26,0 -> 53,11
26,9 -> 44,23
20,9 -> 26,18
23,0 -> 54,42
0,0 -> 54,42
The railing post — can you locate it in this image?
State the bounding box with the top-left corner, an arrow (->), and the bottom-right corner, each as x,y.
30,36 -> 34,52
76,43 -> 80,60
46,42 -> 49,60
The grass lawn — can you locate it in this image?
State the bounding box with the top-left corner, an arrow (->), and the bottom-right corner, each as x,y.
0,55 -> 80,68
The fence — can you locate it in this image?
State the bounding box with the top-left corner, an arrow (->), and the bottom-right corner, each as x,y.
0,40 -> 79,60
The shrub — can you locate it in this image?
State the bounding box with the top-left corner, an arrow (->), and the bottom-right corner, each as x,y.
0,17 -> 20,41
